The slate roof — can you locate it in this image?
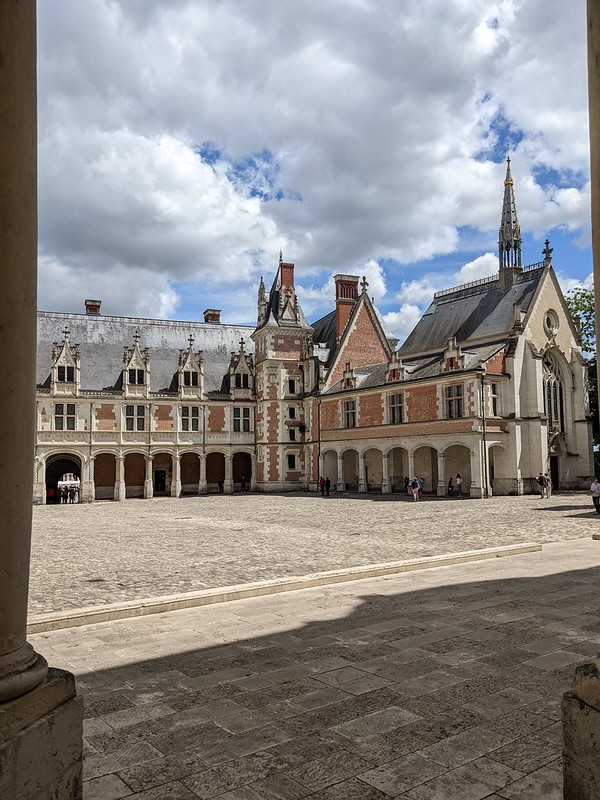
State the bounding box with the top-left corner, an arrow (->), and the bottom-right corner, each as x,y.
399,266 -> 546,357
37,312 -> 254,395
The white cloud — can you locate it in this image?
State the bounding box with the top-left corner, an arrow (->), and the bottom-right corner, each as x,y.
382,306 -> 423,346
454,253 -> 499,283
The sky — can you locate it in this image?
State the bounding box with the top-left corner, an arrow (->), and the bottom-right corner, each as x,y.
37,0 -> 593,345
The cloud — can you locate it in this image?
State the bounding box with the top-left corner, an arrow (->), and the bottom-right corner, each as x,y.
454,252 -> 499,283
382,306 -> 423,346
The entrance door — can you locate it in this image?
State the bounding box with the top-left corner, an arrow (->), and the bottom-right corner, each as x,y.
154,470 -> 166,493
550,456 -> 559,492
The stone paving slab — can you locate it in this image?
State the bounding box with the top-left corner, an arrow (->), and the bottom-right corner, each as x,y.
29,492 -> 598,614
30,539 -> 600,799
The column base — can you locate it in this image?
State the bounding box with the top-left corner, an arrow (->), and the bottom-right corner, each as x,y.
563,660 -> 600,800
0,667 -> 82,800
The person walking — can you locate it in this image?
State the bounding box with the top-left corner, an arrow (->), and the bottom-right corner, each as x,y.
325,477 -> 331,497
543,472 -> 552,498
411,476 -> 420,501
591,478 -> 600,514
447,477 -> 454,497
456,473 -> 463,497
319,476 -> 325,496
537,472 -> 545,498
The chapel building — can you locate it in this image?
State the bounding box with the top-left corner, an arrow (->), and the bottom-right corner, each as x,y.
34,160 -> 593,502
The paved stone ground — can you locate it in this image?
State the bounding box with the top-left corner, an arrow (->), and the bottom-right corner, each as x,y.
30,492 -> 598,614
31,539 -> 600,799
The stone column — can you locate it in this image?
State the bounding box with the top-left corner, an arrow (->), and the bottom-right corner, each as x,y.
563,654 -> 600,799
250,453 -> 257,491
358,452 -> 367,492
115,454 -> 126,501
337,452 -> 344,492
34,455 -> 46,505
171,452 -> 181,497
436,452 -> 446,496
470,446 -> 483,499
408,451 -> 415,481
82,454 -> 95,503
0,2 -> 82,796
144,455 -> 154,499
198,454 -> 207,494
224,454 -> 233,493
381,452 -> 390,494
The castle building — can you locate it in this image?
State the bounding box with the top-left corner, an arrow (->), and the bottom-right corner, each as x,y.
34,160 -> 593,502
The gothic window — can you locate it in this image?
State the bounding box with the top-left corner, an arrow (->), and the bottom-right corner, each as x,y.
126,405 -> 145,431
183,370 -> 199,387
233,407 -> 250,432
55,403 -> 75,430
57,366 -> 74,382
343,399 -> 356,428
128,368 -> 145,385
444,384 -> 463,419
543,353 -> 565,432
388,392 -> 404,424
182,406 -> 199,431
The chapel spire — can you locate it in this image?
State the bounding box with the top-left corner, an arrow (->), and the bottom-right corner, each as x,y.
498,156 -> 523,289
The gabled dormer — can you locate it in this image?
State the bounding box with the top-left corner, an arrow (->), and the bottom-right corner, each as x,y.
386,351 -> 404,383
342,361 -> 357,390
51,327 -> 80,396
229,337 -> 254,399
442,336 -> 465,373
122,330 -> 149,398
178,335 -> 204,398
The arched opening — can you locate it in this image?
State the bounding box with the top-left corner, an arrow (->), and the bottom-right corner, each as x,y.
443,444 -> 471,496
206,452 -> 225,492
322,450 -> 338,491
413,446 -> 438,494
233,452 -> 252,491
94,453 -> 116,500
543,352 -> 565,434
181,452 -> 200,495
153,451 -> 172,495
364,448 -> 383,492
388,447 -> 409,493
45,454 -> 81,504
124,452 -> 145,498
341,449 -> 359,491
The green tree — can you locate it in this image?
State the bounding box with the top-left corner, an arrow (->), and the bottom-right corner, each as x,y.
565,287 -> 599,452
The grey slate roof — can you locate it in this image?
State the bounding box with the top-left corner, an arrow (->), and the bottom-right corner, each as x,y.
399,266 -> 546,357
37,312 -> 254,394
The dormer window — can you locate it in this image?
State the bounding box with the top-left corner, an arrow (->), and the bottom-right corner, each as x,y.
184,370 -> 199,387
128,368 -> 145,385
235,373 -> 249,389
57,366 -> 75,382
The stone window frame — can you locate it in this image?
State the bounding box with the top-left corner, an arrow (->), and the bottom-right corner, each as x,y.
233,406 -> 251,432
444,383 -> 464,419
388,392 -> 404,424
128,368 -> 145,385
57,365 -> 74,382
181,405 -> 200,432
183,370 -> 199,387
543,353 -> 565,433
342,398 -> 357,428
54,402 -> 75,431
125,404 -> 145,431
287,453 -> 296,469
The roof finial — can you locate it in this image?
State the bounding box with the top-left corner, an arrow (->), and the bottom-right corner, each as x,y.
239,336 -> 245,352
279,249 -> 283,264
360,276 -> 369,294
62,326 -> 70,342
133,329 -> 140,344
188,334 -> 195,348
542,238 -> 553,267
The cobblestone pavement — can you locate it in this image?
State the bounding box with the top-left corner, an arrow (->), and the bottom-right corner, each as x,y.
30,492 -> 598,614
31,539 -> 600,799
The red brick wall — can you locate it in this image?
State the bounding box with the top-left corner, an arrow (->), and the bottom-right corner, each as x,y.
485,351 -> 506,373
320,400 -> 339,431
407,385 -> 438,421
359,394 -> 382,427
96,403 -> 116,431
329,303 -> 389,386
94,453 -> 115,487
268,446 -> 278,481
155,404 -> 173,431
208,406 -> 225,432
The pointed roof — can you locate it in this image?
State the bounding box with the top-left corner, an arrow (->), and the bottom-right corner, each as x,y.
499,156 -> 522,269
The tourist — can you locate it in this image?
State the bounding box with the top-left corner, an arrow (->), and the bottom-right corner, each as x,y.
447,476 -> 454,497
319,475 -> 325,496
325,477 -> 331,497
403,476 -> 409,495
537,472 -> 545,498
591,478 -> 600,515
240,475 -> 246,492
411,476 -> 420,501
456,473 -> 463,497
544,472 -> 552,498
418,476 -> 424,499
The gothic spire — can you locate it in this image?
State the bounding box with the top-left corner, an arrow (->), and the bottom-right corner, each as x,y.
498,156 -> 522,272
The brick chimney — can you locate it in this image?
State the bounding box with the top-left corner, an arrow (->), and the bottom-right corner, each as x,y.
280,261 -> 295,290
335,275 -> 359,340
85,299 -> 101,315
203,309 -> 221,324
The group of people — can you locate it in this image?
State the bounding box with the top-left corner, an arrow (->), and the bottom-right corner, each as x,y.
404,474 -> 463,501
318,476 -> 331,496
447,474 -> 463,497
47,485 -> 79,504
537,472 -> 553,498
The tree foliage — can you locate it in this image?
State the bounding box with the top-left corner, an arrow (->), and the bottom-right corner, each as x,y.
565,286 -> 599,448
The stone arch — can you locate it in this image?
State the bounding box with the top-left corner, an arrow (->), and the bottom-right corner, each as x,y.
363,447 -> 383,492
124,451 -> 145,498
45,452 -> 82,504
153,451 -> 173,495
180,451 -> 200,495
94,452 -> 116,500
443,443 -> 471,495
412,445 -> 438,494
206,451 -> 225,491
233,451 -> 252,490
322,450 -> 338,489
387,446 -> 409,493
341,448 -> 359,491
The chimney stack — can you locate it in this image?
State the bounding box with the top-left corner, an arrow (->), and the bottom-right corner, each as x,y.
334,275 -> 359,340
280,261 -> 295,291
85,299 -> 101,315
203,309 -> 221,324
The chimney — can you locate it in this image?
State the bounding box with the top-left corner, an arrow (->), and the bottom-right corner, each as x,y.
203,308 -> 221,324
280,261 -> 295,290
334,274 -> 359,340
85,299 -> 101,315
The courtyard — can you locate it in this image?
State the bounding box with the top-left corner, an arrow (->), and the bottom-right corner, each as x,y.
30,491 -> 597,617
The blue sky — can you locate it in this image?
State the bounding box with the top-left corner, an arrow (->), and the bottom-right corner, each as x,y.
37,0 -> 592,344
